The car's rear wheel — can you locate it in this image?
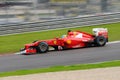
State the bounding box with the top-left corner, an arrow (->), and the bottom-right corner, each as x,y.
94,36 -> 107,46
37,42 -> 49,53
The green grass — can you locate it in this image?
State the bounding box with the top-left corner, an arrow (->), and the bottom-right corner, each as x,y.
0,60 -> 120,77
0,22 -> 120,54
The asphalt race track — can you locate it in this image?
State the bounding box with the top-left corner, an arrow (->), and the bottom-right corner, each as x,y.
0,42 -> 120,72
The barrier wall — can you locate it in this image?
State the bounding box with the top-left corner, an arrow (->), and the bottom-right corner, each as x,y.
0,12 -> 120,35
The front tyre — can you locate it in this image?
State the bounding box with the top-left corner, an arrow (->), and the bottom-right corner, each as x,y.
94,36 -> 107,46
37,42 -> 49,53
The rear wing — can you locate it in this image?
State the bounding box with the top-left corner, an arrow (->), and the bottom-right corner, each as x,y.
92,28 -> 108,38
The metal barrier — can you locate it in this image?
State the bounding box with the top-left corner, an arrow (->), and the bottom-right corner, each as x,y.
0,12 -> 120,35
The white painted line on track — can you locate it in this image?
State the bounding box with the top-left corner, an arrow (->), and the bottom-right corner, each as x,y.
14,41 -> 120,55
0,41 -> 120,56
107,41 -> 120,44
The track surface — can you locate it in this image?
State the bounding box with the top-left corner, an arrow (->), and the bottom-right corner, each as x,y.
0,42 -> 120,72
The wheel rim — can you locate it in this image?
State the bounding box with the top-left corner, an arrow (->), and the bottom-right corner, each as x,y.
99,38 -> 105,45
37,42 -> 49,53
95,36 -> 106,46
39,44 -> 47,52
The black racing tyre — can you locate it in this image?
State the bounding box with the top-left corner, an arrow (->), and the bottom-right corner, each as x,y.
94,36 -> 107,46
37,42 -> 49,53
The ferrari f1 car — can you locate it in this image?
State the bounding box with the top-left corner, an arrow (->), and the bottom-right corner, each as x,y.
19,28 -> 108,55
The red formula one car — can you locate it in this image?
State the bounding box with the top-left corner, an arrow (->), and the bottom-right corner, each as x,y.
19,28 -> 108,55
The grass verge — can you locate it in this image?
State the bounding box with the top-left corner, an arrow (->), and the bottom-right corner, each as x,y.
0,60 -> 120,77
0,22 -> 120,54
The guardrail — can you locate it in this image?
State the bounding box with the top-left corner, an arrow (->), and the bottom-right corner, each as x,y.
0,12 -> 120,35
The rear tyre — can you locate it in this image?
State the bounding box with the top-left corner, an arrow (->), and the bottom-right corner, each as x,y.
94,36 -> 107,46
37,42 -> 49,53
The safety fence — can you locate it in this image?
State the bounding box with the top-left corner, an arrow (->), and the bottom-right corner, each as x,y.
0,12 -> 120,35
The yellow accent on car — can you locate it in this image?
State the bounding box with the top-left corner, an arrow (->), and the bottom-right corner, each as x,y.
54,41 -> 57,44
73,32 -> 78,37
66,40 -> 71,44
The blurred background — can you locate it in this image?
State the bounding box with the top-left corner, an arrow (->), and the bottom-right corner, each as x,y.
0,0 -> 120,24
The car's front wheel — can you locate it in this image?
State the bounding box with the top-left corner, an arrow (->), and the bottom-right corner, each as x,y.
37,42 -> 49,53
